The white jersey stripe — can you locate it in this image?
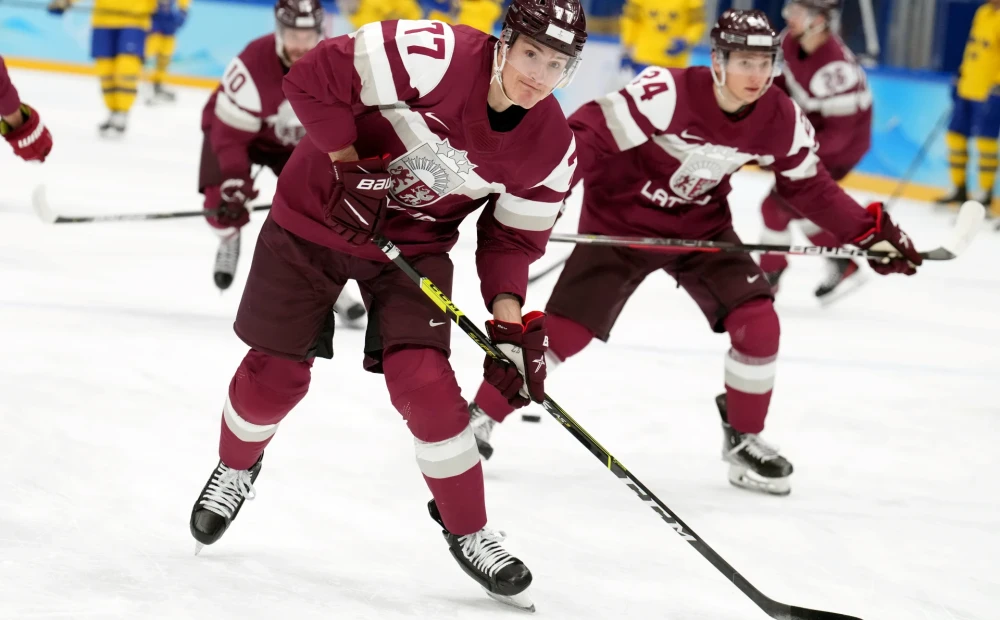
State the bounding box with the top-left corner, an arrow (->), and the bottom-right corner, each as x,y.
215,93 -> 262,133
355,23 -> 398,106
597,91 -> 648,152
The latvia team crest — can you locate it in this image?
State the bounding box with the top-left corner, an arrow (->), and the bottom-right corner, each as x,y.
388,139 -> 475,207
669,153 -> 725,201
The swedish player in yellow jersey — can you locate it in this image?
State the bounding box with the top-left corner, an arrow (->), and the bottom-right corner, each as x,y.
146,0 -> 192,104
47,0 -> 157,136
619,0 -> 705,77
340,0 -> 499,35
938,0 -> 1000,212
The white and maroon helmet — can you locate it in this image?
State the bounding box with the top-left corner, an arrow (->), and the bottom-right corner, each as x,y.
274,0 -> 325,64
497,0 -> 588,88
709,10 -> 781,91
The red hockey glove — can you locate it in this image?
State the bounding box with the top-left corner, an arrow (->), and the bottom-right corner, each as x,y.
483,311 -> 548,408
324,156 -> 392,245
206,172 -> 257,229
1,104 -> 53,163
853,202 -> 922,275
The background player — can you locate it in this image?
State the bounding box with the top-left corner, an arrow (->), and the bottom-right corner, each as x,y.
935,0 -> 1000,217
145,0 -> 192,104
759,0 -> 874,303
468,9 -> 921,497
187,1 -> 586,610
619,0 -> 705,80
1,54 -> 54,162
47,0 -> 157,136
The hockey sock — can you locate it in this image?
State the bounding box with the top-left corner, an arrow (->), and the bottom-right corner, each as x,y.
96,58 -> 116,112
722,298 -> 779,435
758,191 -> 793,273
146,33 -> 177,85
219,350 -> 313,470
113,53 -> 142,112
474,313 -> 593,423
976,137 -> 998,197
946,131 -> 969,190
384,346 -> 485,536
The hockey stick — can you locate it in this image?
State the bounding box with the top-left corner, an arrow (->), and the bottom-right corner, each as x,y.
527,256 -> 568,285
885,107 -> 952,209
373,233 -> 862,620
31,185 -> 271,224
548,200 -> 984,262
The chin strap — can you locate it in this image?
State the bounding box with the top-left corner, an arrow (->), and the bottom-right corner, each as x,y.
490,39 -> 520,108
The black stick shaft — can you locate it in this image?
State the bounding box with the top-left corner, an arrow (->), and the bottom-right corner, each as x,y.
371,234 -> 860,620
49,204 -> 271,224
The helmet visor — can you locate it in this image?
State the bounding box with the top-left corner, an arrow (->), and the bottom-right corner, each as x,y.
503,33 -> 580,89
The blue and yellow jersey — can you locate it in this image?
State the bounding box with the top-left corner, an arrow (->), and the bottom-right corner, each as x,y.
958,2 -> 1000,101
347,0 -> 422,30
620,0 -> 705,69
154,0 -> 191,18
454,0 -> 501,34
60,0 -> 158,30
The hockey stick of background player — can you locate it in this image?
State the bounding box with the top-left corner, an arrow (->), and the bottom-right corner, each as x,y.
372,233 -> 863,620
885,107 -> 952,209
527,256 -> 568,286
548,200 -> 984,262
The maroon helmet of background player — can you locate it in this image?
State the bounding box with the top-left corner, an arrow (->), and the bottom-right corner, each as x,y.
782,0 -> 840,37
274,0 -> 325,65
492,0 -> 588,107
710,9 -> 781,106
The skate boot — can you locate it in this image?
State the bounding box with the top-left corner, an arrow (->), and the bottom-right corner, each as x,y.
716,394 -> 793,496
934,186 -> 967,207
213,229 -> 241,291
147,82 -> 177,105
428,500 -> 534,612
333,295 -> 366,328
814,258 -> 866,305
468,402 -> 496,460
98,112 -> 127,138
190,454 -> 263,553
763,267 -> 785,295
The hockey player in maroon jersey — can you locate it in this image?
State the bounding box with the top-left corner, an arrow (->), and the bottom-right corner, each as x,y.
760,0 -> 875,303
0,54 -> 53,163
198,0 -> 324,291
188,0 -> 586,610
467,9 -> 920,497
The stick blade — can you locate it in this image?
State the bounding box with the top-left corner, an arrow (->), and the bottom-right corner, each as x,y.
31,185 -> 58,224
787,606 -> 863,620
935,200 -> 986,260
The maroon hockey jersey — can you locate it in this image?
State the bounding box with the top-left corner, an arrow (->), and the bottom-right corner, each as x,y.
776,32 -> 873,174
0,55 -> 22,117
201,34 -> 306,177
273,21 -> 577,308
570,65 -> 874,241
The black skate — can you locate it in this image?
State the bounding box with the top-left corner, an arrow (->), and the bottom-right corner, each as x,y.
934,186 -> 967,207
428,500 -> 534,612
333,294 -> 367,328
763,267 -> 785,295
190,454 -> 263,553
98,112 -> 127,138
213,229 -> 241,291
814,258 -> 866,306
468,402 -> 496,460
716,394 -> 793,496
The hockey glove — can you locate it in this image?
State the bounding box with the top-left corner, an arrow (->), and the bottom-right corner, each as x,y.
483,311 -> 548,408
1,104 -> 53,163
324,155 -> 392,245
47,0 -> 70,14
666,38 -> 689,56
853,202 -> 922,275
207,172 -> 257,229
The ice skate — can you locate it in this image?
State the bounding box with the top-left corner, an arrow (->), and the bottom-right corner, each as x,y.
98,112 -> 127,138
934,186 -> 967,207
190,454 -> 263,553
147,82 -> 177,105
428,500 -> 534,612
716,394 -> 793,496
814,258 -> 866,305
468,402 -> 496,460
763,267 -> 785,295
213,229 -> 241,291
333,292 -> 366,329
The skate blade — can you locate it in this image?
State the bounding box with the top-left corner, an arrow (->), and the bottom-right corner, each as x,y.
727,465 -> 791,496
194,542 -> 205,556
484,588 -> 535,613
817,272 -> 869,307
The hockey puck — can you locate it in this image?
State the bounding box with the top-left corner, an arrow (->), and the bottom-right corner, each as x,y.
521,414 -> 542,423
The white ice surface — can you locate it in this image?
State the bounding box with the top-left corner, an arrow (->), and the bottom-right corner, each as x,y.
1,70 -> 998,620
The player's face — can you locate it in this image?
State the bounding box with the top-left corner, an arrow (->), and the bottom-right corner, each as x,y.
782,3 -> 821,37
283,27 -> 322,64
721,51 -> 774,104
500,37 -> 572,108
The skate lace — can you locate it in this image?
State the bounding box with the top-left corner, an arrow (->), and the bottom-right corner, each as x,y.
730,434 -> 780,463
459,528 -> 515,577
215,234 -> 240,274
199,465 -> 256,519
